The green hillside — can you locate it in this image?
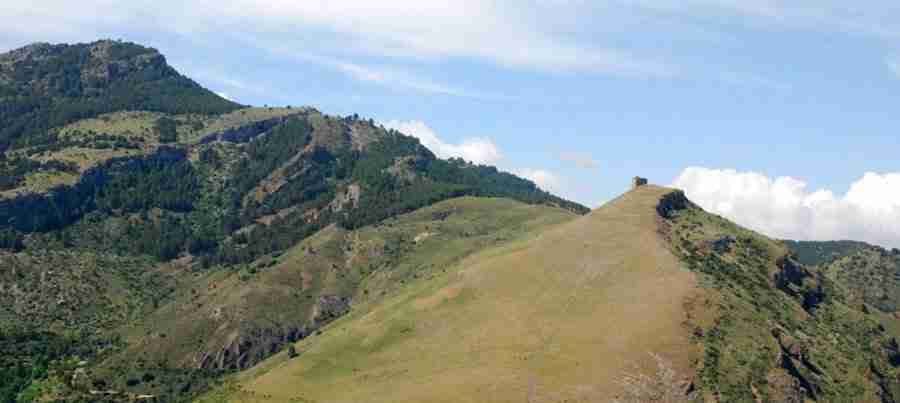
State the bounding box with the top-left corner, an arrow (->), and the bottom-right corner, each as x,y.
0,40 -> 587,403
204,186 -> 900,403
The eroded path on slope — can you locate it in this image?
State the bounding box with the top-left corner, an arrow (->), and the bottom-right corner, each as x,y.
233,186 -> 698,403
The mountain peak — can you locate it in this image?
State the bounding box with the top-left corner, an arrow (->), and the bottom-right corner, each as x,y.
0,39 -> 239,150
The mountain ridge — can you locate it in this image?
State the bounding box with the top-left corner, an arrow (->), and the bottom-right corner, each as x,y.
0,39 -> 589,402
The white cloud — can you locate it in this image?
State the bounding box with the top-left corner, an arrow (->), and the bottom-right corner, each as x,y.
215,92 -> 233,101
0,0 -> 673,78
381,120 -> 503,165
629,1 -> 900,38
381,119 -> 567,195
672,167 -> 900,249
515,168 -> 562,193
557,151 -> 600,170
277,51 -> 499,99
887,57 -> 900,77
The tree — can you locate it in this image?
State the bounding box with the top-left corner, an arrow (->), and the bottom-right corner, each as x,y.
155,117 -> 178,143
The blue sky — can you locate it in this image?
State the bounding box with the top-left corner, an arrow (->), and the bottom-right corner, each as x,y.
2,1 -> 900,247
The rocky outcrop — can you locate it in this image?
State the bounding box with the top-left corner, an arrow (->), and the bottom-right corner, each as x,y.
774,256 -> 825,312
195,295 -> 351,371
656,190 -> 690,219
198,113 -> 303,144
330,184 -> 361,213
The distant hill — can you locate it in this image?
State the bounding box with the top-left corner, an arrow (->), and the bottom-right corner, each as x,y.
0,40 -> 241,151
784,239 -> 871,266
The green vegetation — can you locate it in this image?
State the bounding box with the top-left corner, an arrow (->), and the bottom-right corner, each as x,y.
155,116 -> 178,143
784,239 -> 870,266
0,40 -> 588,401
823,247 -> 900,312
666,195 -> 900,402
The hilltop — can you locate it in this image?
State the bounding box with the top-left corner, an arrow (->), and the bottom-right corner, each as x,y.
205,185 -> 900,402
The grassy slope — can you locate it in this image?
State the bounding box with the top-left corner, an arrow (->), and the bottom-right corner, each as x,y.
202,185 -> 698,403
0,250 -> 178,333
1,107 -> 299,198
104,197 -> 575,376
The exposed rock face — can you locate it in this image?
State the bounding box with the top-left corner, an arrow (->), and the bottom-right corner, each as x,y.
197,325 -> 313,370
0,40 -> 170,97
198,113 -> 302,144
195,295 -> 350,370
774,255 -> 825,312
656,189 -> 690,218
330,183 -> 361,212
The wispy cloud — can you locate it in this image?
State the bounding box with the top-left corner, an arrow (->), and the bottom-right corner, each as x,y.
263,46 -> 506,99
627,1 -> 900,39
0,0 -> 679,78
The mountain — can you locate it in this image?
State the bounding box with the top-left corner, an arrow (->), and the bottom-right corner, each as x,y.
203,186 -> 900,402
0,40 -> 587,402
0,40 -> 242,152
5,39 -> 900,403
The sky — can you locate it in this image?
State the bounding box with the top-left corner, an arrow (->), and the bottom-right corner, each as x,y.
2,1 -> 900,248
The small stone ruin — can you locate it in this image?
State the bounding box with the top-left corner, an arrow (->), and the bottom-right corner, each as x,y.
632,176 -> 648,189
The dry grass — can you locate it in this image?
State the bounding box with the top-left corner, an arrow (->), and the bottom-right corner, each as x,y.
613,353 -> 698,403
205,186 -> 700,403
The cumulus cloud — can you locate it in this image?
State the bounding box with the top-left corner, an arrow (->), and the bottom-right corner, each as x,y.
672,167 -> 900,249
381,119 -> 567,195
557,151 -> 600,170
381,120 -> 502,165
514,168 -> 562,193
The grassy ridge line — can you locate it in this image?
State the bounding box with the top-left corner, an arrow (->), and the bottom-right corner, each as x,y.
200,186 -> 697,402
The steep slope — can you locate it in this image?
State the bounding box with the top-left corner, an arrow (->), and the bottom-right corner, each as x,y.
665,195 -> 900,401
112,198 -> 576,371
785,241 -> 900,337
210,185 -> 900,403
10,197 -> 574,402
203,185 -> 699,402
